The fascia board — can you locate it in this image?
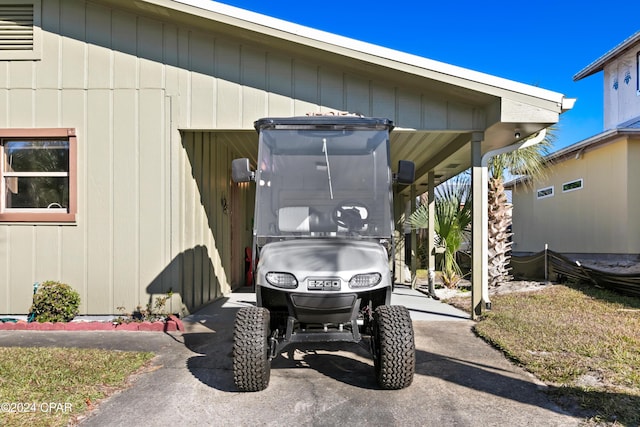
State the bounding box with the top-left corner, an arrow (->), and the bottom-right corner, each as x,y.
574,30 -> 640,81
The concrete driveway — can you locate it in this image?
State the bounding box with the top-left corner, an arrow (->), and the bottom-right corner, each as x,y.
1,287 -> 582,426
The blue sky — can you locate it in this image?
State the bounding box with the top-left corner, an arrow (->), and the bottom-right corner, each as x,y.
218,0 -> 639,152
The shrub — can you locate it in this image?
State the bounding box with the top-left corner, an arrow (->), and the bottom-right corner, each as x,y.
114,292 -> 173,324
29,281 -> 81,323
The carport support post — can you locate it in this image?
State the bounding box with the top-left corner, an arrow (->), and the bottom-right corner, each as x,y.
471,132 -> 487,320
410,184 -> 417,288
427,171 -> 436,293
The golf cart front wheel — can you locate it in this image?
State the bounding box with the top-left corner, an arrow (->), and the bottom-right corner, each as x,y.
233,306 -> 271,392
372,305 -> 415,389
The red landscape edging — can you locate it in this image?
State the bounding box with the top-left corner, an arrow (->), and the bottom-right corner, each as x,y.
0,317 -> 184,332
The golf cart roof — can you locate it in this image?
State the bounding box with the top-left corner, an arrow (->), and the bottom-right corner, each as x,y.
254,116 -> 394,132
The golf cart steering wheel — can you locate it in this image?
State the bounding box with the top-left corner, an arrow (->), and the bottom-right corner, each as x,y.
332,200 -> 369,231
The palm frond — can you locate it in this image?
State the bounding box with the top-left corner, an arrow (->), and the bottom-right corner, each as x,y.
408,174 -> 471,278
489,126 -> 556,183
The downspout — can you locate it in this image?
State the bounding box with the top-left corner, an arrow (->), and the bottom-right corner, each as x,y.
480,128 -> 547,309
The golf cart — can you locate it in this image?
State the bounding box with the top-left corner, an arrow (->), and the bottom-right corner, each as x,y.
231,116 -> 416,391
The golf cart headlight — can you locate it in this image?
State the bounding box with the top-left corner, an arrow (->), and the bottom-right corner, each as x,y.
349,273 -> 381,289
265,272 -> 298,289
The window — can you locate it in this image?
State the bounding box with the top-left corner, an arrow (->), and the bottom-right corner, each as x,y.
536,186 -> 554,199
637,51 -> 640,96
1,129 -> 76,222
0,1 -> 42,60
562,179 -> 583,193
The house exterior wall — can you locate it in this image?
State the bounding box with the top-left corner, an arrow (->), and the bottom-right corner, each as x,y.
0,0 -> 252,315
603,46 -> 640,129
626,137 -> 640,249
0,0 -> 486,314
511,138 -> 637,255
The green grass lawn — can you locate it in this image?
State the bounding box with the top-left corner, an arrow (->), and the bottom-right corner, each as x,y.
449,281 -> 640,426
0,347 -> 154,427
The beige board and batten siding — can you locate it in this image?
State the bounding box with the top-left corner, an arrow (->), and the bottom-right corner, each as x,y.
177,132 -> 243,311
1,1 -> 174,315
626,137 -> 640,252
0,0 -> 485,315
512,137 -> 640,255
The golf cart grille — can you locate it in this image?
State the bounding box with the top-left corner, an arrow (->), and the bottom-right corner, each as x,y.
289,293 -> 357,324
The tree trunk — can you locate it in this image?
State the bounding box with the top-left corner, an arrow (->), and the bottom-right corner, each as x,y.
487,177 -> 513,287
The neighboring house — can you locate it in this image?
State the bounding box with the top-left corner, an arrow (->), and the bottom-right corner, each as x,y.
0,0 -> 571,315
509,31 -> 640,261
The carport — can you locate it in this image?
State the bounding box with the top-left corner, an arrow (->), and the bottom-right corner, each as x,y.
90,0 -> 574,317
218,116 -> 573,318
181,13 -> 576,319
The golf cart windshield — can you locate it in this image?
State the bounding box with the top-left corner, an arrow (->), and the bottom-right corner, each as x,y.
254,125 -> 393,241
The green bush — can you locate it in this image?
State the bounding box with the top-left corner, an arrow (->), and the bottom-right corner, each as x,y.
29,281 -> 80,323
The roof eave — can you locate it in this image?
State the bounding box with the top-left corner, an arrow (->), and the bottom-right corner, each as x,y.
505,127 -> 640,189
549,128 -> 640,161
573,30 -> 640,81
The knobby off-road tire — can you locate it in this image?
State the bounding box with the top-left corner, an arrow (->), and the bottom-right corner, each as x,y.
233,306 -> 271,392
372,305 -> 415,389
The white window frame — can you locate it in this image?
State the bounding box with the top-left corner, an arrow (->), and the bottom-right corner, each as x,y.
2,171 -> 69,213
536,186 -> 554,199
562,178 -> 583,193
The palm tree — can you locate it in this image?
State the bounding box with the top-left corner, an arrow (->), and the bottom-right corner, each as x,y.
408,174 -> 472,288
487,128 -> 555,287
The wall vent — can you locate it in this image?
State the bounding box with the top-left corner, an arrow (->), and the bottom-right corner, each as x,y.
0,1 -> 41,60
0,5 -> 34,51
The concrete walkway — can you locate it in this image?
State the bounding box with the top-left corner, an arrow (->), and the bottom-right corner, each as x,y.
390,286 -> 470,321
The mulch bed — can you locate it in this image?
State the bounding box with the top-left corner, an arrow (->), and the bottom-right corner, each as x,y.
0,314 -> 184,332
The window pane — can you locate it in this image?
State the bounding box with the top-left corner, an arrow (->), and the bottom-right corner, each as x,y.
537,187 -> 553,199
3,140 -> 69,173
4,176 -> 69,208
562,180 -> 582,192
